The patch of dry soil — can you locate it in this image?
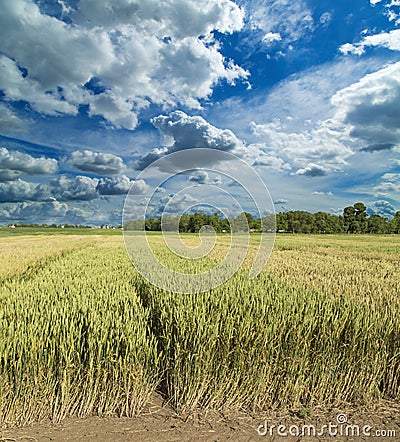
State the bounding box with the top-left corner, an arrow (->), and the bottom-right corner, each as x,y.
2,396 -> 399,442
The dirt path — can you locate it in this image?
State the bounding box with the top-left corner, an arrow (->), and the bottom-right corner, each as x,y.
2,396 -> 399,442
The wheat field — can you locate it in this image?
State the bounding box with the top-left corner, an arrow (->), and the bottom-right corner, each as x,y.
0,232 -> 399,427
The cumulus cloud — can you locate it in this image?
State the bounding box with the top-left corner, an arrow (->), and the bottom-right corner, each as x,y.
0,170 -> 137,203
0,0 -> 248,129
0,147 -> 58,181
136,111 -> 246,170
0,179 -> 48,203
249,143 -> 291,172
98,176 -> 150,196
97,175 -> 132,195
88,92 -> 139,130
262,32 -> 282,46
130,179 -> 151,195
0,200 -> 68,220
68,150 -> 126,175
331,62 -> 400,149
0,54 -> 80,116
134,148 -> 168,171
0,169 -> 21,182
50,175 -> 99,201
249,57 -> 399,178
250,120 -> 353,174
294,163 -> 328,177
0,103 -> 30,134
0,200 -> 92,224
239,56 -> 384,130
188,170 -> 209,184
367,199 -> 396,217
159,193 -> 197,215
152,111 -> 245,153
72,0 -> 244,35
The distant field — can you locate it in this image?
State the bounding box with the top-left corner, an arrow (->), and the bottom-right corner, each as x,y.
0,227 -> 122,237
0,232 -> 399,427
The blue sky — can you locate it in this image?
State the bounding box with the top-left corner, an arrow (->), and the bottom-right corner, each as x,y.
0,0 -> 399,225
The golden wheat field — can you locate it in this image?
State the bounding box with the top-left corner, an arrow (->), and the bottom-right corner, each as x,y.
0,231 -> 399,428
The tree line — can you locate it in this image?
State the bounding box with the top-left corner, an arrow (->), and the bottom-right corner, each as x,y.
124,202 -> 400,234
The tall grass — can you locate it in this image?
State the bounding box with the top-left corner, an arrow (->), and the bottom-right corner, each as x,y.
0,234 -> 399,427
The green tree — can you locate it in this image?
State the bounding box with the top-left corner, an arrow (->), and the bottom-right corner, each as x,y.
145,217 -> 161,231
354,202 -> 368,233
390,211 -> 400,234
367,215 -> 389,234
261,214 -> 276,232
343,206 -> 356,233
276,212 -> 288,232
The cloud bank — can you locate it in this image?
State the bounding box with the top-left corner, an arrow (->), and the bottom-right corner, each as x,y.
0,0 -> 248,130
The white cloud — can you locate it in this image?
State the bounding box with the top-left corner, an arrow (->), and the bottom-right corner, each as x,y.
367,199 -> 396,217
136,110 -> 246,170
159,193 -> 197,215
0,199 -> 92,224
135,147 -> 169,171
88,92 -> 138,130
73,0 -> 244,36
262,32 -> 282,46
188,170 -> 209,184
130,179 -> 150,195
0,200 -> 68,220
331,62 -> 400,148
0,147 -> 58,181
213,53 -> 395,181
0,179 -> 48,202
245,60 -> 399,180
319,12 -> 332,27
0,169 -> 21,182
97,175 -> 132,195
50,175 -> 99,201
249,143 -> 291,172
152,111 -> 245,153
245,0 -> 314,45
0,55 -> 79,116
0,104 -> 30,134
68,150 -> 126,175
97,175 -> 149,196
294,163 -> 328,177
340,29 -> 400,55
250,120 -> 353,174
373,173 -> 400,196
0,0 -> 248,129
218,56 -> 383,136
312,191 -> 333,196
339,43 -> 366,56
157,38 -> 249,108
384,1 -> 400,25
